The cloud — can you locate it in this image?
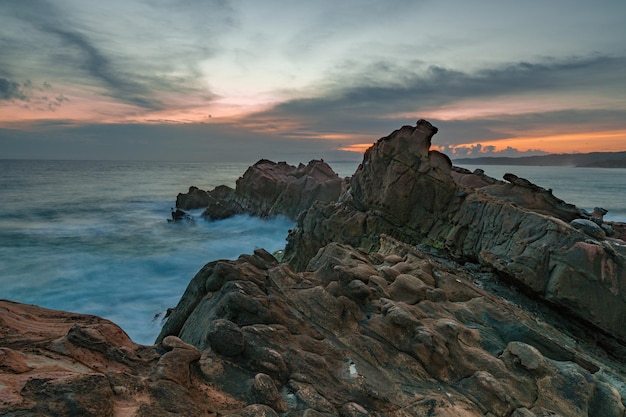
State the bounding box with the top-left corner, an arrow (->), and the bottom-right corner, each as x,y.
0,78 -> 28,100
0,0 -> 228,111
41,27 -> 164,110
0,121 -> 362,162
277,55 -> 625,118
441,143 -> 548,158
241,54 -> 626,148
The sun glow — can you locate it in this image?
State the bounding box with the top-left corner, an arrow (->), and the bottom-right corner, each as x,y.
339,143 -> 374,153
441,129 -> 626,155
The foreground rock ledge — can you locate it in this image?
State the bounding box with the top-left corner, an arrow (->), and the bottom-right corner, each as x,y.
156,238 -> 626,417
6,240 -> 623,416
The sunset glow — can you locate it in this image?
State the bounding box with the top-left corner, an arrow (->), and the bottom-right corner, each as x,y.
438,129 -> 626,157
1,1 -> 625,161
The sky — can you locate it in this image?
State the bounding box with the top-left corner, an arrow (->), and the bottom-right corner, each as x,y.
1,0 -> 625,162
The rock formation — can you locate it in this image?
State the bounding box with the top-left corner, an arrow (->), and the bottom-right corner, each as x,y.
176,159 -> 344,220
3,119 -> 626,416
0,300 -> 221,416
284,120 -> 626,344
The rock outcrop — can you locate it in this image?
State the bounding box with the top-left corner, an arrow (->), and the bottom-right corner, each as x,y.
0,300 -> 223,416
156,238 -> 626,417
284,120 -> 626,345
176,159 -> 344,220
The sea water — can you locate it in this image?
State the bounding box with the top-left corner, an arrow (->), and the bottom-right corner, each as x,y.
1,159 -> 624,344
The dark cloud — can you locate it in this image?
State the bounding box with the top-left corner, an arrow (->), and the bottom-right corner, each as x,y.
266,55 -> 626,120
243,55 -> 626,147
0,0 -> 224,110
0,78 -> 28,100
41,27 -> 163,110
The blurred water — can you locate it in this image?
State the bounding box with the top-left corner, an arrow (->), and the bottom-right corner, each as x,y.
0,160 -> 293,344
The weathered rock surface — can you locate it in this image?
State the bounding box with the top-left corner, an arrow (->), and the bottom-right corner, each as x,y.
176,159 -> 343,220
0,300 -> 233,416
157,238 -> 626,416
284,120 -> 626,345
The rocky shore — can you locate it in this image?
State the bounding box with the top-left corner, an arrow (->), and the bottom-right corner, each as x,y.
2,120 -> 626,416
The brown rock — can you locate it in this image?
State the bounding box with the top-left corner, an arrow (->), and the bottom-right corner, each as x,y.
251,372 -> 286,412
239,403 -> 280,417
0,347 -> 31,373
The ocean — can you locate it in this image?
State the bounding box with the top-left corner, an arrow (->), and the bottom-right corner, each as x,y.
1,159 -> 624,345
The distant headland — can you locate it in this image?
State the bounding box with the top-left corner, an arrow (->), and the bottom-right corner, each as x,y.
454,151 -> 626,167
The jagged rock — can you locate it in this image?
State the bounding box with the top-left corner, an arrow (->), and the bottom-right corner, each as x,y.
176,185 -> 213,210
175,159 -> 343,220
284,120 -> 626,345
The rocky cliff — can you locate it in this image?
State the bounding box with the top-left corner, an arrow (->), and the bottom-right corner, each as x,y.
3,120 -> 626,417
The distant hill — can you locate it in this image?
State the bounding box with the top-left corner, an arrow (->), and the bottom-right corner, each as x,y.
454,151 -> 626,168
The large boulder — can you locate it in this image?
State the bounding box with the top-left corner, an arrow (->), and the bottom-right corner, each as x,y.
284,120 -> 626,344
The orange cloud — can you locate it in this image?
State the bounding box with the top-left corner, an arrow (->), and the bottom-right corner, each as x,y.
339,143 -> 373,153
463,130 -> 626,154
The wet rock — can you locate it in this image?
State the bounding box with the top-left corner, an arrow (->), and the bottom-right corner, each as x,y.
21,373 -> 114,417
240,403 -> 280,417
340,401 -> 370,416
176,159 -> 343,220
